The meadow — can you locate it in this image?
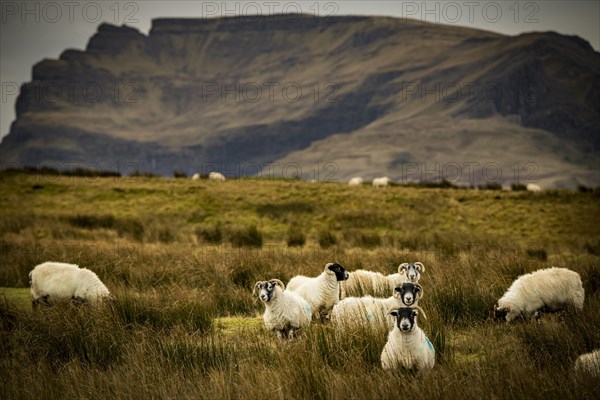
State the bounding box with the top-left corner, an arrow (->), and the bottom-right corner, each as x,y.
1,172 -> 599,399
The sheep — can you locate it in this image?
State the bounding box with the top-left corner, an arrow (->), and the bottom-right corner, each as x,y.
381,306 -> 435,373
29,261 -> 112,307
332,283 -> 423,330
372,176 -> 391,188
348,177 -> 364,186
574,349 -> 600,377
208,171 -> 226,181
191,173 -> 201,180
394,262 -> 425,284
341,262 -> 425,299
494,267 -> 584,323
526,183 -> 542,192
254,279 -> 312,339
286,262 -> 349,321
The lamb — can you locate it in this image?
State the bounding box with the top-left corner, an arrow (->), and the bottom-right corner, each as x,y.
208,171 -> 226,181
191,173 -> 201,180
494,267 -> 584,323
254,279 -> 312,339
341,262 -> 425,298
286,263 -> 349,321
526,183 -> 542,192
331,283 -> 423,330
372,177 -> 391,188
381,306 -> 435,373
574,349 -> 600,377
348,177 -> 364,186
29,261 -> 112,307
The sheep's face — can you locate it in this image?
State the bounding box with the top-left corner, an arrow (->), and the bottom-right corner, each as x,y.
399,263 -> 422,282
397,282 -> 422,306
327,263 -> 349,281
255,281 -> 276,303
390,307 -> 417,332
493,304 -> 510,322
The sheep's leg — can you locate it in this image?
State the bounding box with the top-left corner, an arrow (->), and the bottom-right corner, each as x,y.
534,310 -> 542,324
32,299 -> 39,310
42,295 -> 51,307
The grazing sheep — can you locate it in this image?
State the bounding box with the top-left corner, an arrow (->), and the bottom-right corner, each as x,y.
208,171 -> 226,181
341,263 -> 424,298
287,263 -> 349,321
574,349 -> 600,377
526,183 -> 542,192
348,177 -> 364,186
254,279 -> 312,339
29,262 -> 112,307
381,306 -> 435,373
191,173 -> 201,180
372,177 -> 391,189
332,283 -> 423,330
494,267 -> 584,323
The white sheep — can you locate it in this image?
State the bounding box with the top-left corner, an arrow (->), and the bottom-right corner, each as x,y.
286,263 -> 349,321
381,306 -> 435,373
395,262 -> 425,284
208,171 -> 226,181
574,349 -> 600,377
332,283 -> 423,330
191,173 -> 201,180
526,183 -> 542,192
372,176 -> 391,189
29,261 -> 112,307
254,279 -> 312,339
348,177 -> 364,186
494,267 -> 584,323
342,262 -> 424,298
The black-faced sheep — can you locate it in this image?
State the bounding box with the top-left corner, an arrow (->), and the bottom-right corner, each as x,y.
286,263 -> 349,321
254,279 -> 312,338
494,267 -> 584,323
381,306 -> 435,373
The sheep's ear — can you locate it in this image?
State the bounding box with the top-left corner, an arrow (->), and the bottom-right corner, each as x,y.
252,281 -> 263,296
398,263 -> 409,273
389,309 -> 399,318
414,262 -> 425,272
269,279 -> 285,290
415,284 -> 423,297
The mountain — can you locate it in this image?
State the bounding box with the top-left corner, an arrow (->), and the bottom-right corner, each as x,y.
1,15 -> 599,187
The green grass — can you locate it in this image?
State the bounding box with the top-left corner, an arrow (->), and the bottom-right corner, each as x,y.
1,174 -> 599,399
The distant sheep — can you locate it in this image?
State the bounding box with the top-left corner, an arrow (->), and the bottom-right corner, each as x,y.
372,177 -> 391,189
381,306 -> 435,373
191,173 -> 201,180
341,263 -> 425,298
348,177 -> 364,186
574,349 -> 600,377
254,279 -> 312,339
29,261 -> 112,307
208,171 -> 226,181
526,183 -> 541,192
494,267 -> 584,323
287,263 -> 349,321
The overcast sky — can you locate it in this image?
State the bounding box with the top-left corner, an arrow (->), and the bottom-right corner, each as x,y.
1,1 -> 599,141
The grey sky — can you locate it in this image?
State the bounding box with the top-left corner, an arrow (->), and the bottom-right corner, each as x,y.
1,1 -> 599,141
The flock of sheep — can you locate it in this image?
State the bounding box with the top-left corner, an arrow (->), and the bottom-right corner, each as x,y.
349,176 -> 542,191
28,260 -> 598,376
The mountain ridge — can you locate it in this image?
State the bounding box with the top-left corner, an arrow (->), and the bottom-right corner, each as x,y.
1,15 -> 599,187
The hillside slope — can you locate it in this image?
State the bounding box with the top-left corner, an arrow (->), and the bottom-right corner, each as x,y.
1,15 -> 598,187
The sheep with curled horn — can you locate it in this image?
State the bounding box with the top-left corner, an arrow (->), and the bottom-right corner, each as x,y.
254,279 -> 312,338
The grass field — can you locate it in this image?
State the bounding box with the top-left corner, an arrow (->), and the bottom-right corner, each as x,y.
1,173 -> 599,399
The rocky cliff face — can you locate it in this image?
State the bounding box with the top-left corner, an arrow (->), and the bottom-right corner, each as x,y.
2,15 -> 599,187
